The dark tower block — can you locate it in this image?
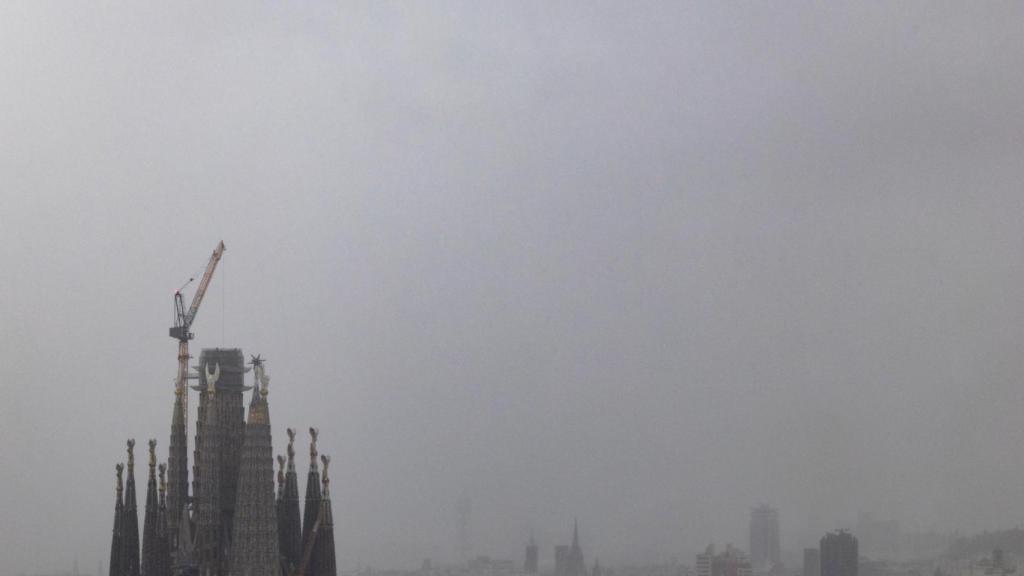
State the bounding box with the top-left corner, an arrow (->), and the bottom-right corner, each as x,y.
110,464 -> 125,576
820,531 -> 857,576
280,430 -> 303,574
143,441 -> 161,576
525,537 -> 538,574
168,386 -> 189,548
310,455 -> 337,576
123,441 -> 142,576
555,546 -> 569,576
227,360 -> 280,576
193,349 -> 248,546
300,429 -> 322,557
194,363 -> 224,576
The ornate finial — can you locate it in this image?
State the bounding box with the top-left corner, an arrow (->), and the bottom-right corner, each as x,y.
205,362 -> 221,393
158,463 -> 167,495
320,455 -> 331,496
277,455 -> 286,489
116,463 -> 125,495
127,439 -> 135,468
148,439 -> 157,470
286,428 -> 296,466
309,427 -> 319,464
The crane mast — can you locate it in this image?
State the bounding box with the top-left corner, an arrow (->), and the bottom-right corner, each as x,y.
170,240 -> 226,438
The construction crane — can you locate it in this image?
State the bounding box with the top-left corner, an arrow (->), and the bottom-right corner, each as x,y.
170,241 -> 226,437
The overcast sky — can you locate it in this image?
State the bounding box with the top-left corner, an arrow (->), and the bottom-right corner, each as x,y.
3,2 -> 1024,574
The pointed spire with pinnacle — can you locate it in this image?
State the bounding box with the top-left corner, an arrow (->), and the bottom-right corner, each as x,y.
109,464 -> 124,576
566,519 -> 585,576
154,463 -> 172,576
122,440 -> 142,576
167,381 -> 189,548
226,357 -> 280,576
300,428 -> 322,560
277,455 -> 287,570
142,440 -> 160,576
194,363 -> 223,576
280,429 -> 303,574
310,455 -> 337,576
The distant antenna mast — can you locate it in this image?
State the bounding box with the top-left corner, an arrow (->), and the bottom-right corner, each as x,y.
170,241 -> 226,438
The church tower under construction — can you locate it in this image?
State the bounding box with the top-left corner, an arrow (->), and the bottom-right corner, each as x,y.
106,349 -> 337,576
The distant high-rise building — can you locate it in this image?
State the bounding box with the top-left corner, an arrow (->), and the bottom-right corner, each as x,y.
750,505 -> 781,573
555,546 -> 569,576
855,513 -> 899,560
456,494 -> 472,563
697,545 -> 753,576
820,531 -> 858,576
803,549 -> 820,576
525,536 -> 539,574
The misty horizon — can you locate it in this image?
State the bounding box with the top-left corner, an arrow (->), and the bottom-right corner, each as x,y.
3,3 -> 1024,575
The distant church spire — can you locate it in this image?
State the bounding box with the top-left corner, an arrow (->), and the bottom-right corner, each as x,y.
109,464 -> 125,576
142,440 -> 160,576
226,357 -> 280,576
309,455 -> 337,576
300,428 -> 322,558
566,519 -> 586,576
280,429 -> 303,573
122,440 -> 142,576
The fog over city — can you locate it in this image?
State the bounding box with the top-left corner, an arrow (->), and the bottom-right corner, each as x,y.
3,3 -> 1024,575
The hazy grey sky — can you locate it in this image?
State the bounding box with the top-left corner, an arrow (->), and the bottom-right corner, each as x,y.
3,2 -> 1024,573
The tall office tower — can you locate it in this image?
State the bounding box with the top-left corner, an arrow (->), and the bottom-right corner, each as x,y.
820,531 -> 858,576
803,549 -> 820,576
525,536 -> 539,574
456,494 -> 472,563
555,546 -> 570,576
750,505 -> 780,573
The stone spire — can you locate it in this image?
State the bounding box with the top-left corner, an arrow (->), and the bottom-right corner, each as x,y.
143,440 -> 160,576
280,429 -> 303,574
194,363 -> 223,576
167,383 -> 189,548
154,464 -> 172,576
109,464 -> 124,576
309,455 -> 337,576
566,519 -> 585,576
123,440 -> 142,576
226,358 -> 280,576
300,428 -> 322,557
276,455 -> 286,570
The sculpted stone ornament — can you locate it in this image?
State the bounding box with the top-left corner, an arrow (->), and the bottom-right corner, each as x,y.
277,456 -> 286,489
320,455 -> 331,495
205,362 -> 221,393
127,439 -> 135,467
158,463 -> 167,494
309,428 -> 319,462
116,463 -> 125,494
148,439 -> 157,469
